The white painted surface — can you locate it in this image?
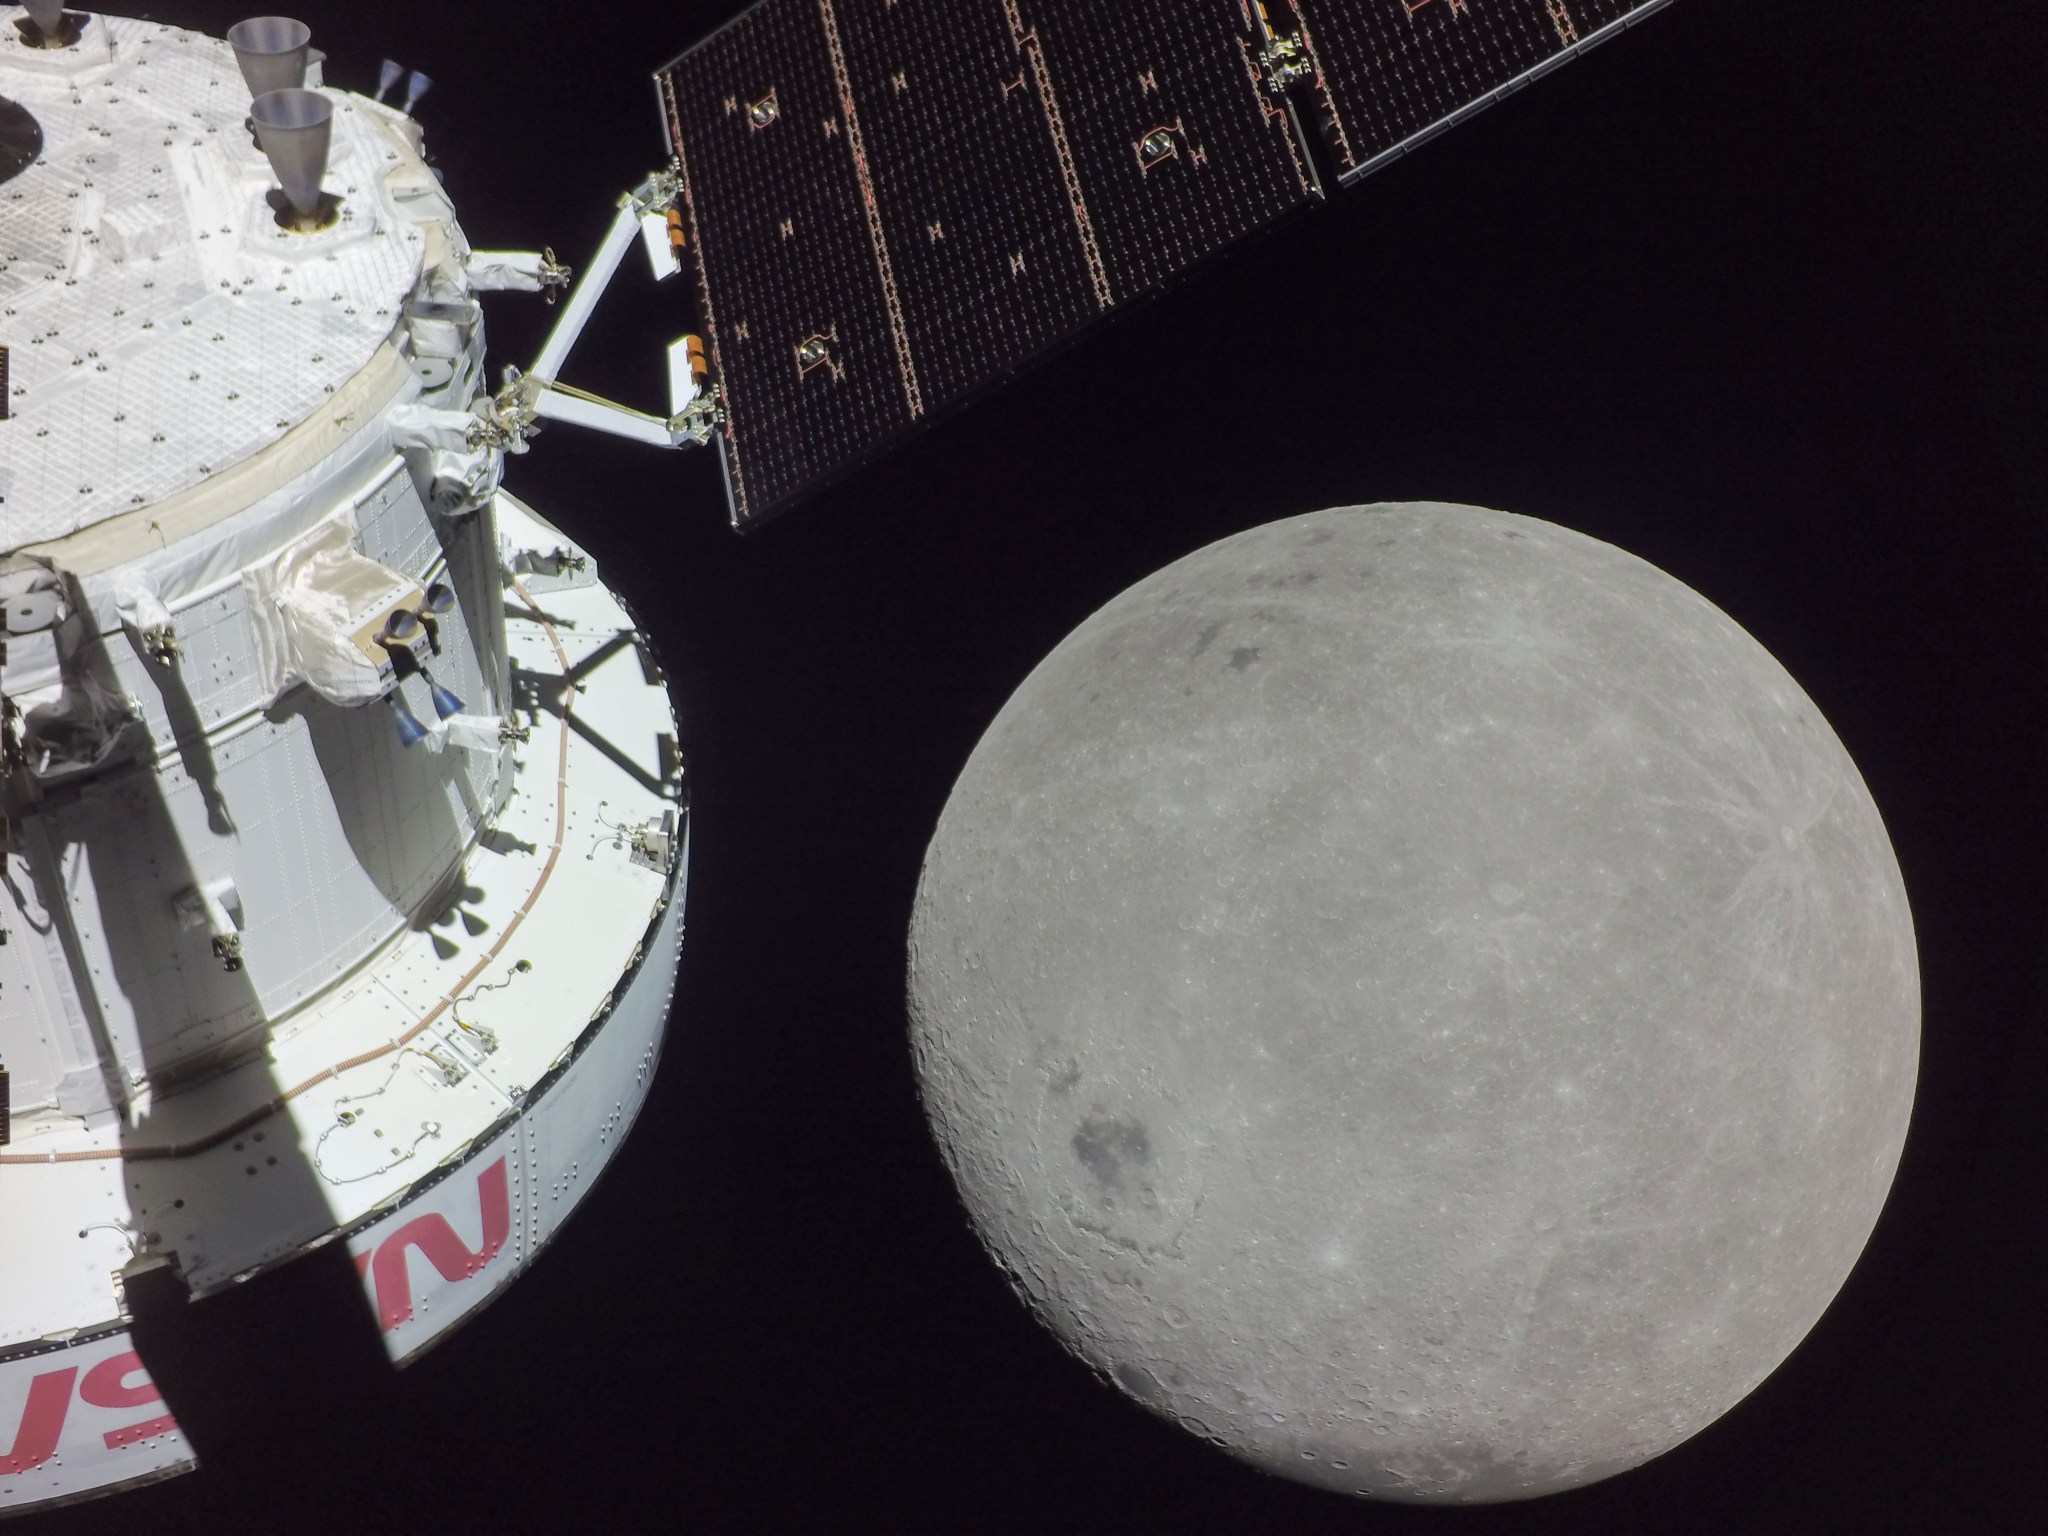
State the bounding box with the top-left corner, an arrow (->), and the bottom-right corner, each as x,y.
351,843 -> 681,1363
0,444 -> 503,1099
0,492 -> 685,1509
0,13 -> 689,1516
0,9 -> 433,544
529,196 -> 643,384
0,797 -> 680,1509
0,1332 -> 194,1511
639,209 -> 681,280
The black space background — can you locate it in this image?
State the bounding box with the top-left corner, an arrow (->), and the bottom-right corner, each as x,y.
21,0 -> 2047,1531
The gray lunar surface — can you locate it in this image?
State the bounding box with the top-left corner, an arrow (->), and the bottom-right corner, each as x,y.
906,503 -> 1919,1502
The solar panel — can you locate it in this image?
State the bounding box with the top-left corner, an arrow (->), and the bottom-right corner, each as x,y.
1287,0 -> 1673,183
657,0 -> 1671,528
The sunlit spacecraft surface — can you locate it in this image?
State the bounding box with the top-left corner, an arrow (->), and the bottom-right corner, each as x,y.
0,0 -> 1666,1511
0,4 -> 687,1508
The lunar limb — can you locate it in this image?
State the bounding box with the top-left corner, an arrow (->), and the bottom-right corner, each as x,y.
907,503 -> 1918,1503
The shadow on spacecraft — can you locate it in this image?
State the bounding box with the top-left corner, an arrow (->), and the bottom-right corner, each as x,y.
0,0 -> 1677,1511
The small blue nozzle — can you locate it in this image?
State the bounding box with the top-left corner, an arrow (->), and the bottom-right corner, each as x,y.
375,58 -> 403,103
388,690 -> 428,747
423,672 -> 464,721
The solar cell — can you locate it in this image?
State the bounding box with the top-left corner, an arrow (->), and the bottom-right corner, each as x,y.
657,0 -> 1671,527
1285,0 -> 1673,183
660,5 -> 910,528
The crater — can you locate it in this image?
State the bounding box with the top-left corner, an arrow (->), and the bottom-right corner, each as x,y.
1112,1359 -> 1163,1403
1072,1116 -> 1151,1190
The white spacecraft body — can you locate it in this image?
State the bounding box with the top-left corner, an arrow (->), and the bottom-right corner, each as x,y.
0,8 -> 686,1511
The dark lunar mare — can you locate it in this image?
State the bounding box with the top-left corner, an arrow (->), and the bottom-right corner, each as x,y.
908,503 -> 1920,1505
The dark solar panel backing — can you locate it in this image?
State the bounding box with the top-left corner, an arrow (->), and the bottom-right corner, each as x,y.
657,0 -> 1670,527
1285,0 -> 1673,182
658,5 -> 912,528
659,0 -> 1313,526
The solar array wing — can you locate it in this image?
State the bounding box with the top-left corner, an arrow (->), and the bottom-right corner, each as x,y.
657,0 -> 1670,528
1287,0 -> 1673,184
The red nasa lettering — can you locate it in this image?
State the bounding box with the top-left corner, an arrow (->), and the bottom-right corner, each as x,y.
2,1155 -> 509,1477
353,1156 -> 511,1331
80,1352 -> 178,1448
0,1353 -> 169,1476
0,1368 -> 72,1476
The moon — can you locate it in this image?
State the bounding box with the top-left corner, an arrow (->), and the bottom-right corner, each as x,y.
906,503 -> 1918,1503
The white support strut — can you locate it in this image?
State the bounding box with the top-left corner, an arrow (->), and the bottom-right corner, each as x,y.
510,172 -> 715,452
529,386 -> 676,449
528,193 -> 646,385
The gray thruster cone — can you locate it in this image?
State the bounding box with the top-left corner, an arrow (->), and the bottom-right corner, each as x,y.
228,16 -> 311,98
23,0 -> 65,37
250,87 -> 331,218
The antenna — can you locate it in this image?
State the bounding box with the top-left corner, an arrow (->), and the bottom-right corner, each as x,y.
227,16 -> 311,98
250,87 -> 334,230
